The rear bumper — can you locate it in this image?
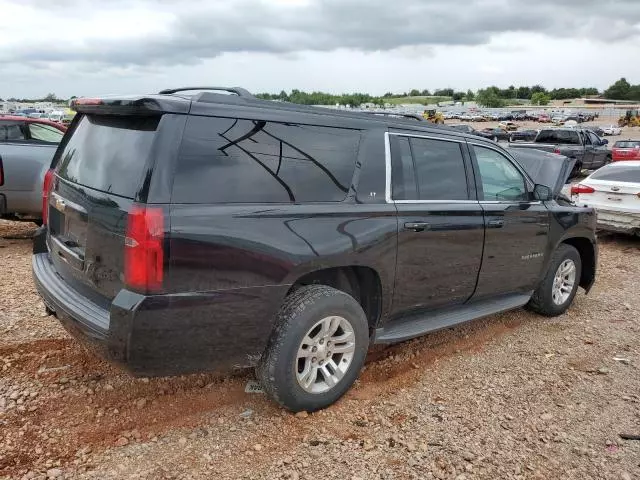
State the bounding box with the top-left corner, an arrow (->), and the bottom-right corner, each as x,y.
596,209 -> 640,234
0,193 -> 6,215
33,252 -> 110,340
32,252 -> 286,376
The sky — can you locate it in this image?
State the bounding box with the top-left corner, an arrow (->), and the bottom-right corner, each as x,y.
1,0 -> 640,98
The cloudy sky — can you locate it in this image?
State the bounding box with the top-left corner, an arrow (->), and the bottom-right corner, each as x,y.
1,0 -> 640,98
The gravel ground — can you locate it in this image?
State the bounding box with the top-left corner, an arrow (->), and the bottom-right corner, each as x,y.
1,219 -> 639,480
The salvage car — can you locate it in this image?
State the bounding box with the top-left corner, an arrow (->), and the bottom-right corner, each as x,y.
571,161 -> 640,235
612,140 -> 640,162
509,128 -> 611,176
33,87 -> 597,412
0,116 -> 65,222
602,125 -> 622,136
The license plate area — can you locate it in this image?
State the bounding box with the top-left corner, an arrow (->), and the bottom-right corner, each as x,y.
48,192 -> 88,271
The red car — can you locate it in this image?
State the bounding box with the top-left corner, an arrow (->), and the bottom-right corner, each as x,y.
537,114 -> 551,123
0,115 -> 67,135
612,140 -> 640,161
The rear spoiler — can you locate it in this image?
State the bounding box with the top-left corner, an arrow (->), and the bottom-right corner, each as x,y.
71,96 -> 190,116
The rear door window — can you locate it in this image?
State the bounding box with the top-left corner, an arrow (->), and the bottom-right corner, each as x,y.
56,115 -> 159,198
390,135 -> 469,201
173,117 -> 360,204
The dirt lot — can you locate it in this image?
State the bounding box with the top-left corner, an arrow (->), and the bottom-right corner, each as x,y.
1,215 -> 640,479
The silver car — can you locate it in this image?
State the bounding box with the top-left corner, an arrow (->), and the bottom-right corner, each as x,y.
0,116 -> 65,222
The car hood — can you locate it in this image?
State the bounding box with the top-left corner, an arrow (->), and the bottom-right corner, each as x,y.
507,148 -> 576,198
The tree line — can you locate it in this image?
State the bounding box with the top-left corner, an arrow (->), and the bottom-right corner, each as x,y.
3,78 -> 639,107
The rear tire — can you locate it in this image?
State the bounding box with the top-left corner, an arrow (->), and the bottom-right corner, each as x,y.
527,244 -> 581,317
257,285 -> 369,412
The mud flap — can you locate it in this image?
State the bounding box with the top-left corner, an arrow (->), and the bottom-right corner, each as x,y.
32,225 -> 47,254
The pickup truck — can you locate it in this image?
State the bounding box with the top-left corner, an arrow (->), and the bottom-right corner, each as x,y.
0,116 -> 65,222
509,128 -> 611,176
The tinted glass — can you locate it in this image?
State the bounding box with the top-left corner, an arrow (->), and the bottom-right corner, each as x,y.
57,115 -> 159,198
390,136 -> 418,200
404,137 -> 468,200
590,165 -> 640,182
614,141 -> 640,148
536,130 -> 580,145
29,123 -> 64,143
587,132 -> 601,145
173,117 -> 360,203
0,122 -> 25,141
473,146 -> 528,201
582,131 -> 591,145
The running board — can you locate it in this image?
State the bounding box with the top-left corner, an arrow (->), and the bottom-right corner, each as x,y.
374,293 -> 532,344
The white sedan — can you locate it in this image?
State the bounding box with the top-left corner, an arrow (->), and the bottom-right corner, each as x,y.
571,161 -> 640,235
602,124 -> 622,136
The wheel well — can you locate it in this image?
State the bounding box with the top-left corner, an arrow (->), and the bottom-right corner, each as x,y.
562,237 -> 595,291
288,267 -> 382,332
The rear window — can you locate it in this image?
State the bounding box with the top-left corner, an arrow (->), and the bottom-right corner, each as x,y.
590,165 -> 640,182
56,115 -> 159,198
614,141 -> 640,148
535,130 -> 580,145
173,117 -> 360,204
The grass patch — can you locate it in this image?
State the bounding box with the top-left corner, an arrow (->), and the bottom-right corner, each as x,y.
384,96 -> 452,105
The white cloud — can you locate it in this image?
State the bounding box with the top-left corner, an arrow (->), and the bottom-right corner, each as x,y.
0,0 -> 639,97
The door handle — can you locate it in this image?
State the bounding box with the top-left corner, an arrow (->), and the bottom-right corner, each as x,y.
404,222 -> 430,232
487,219 -> 505,228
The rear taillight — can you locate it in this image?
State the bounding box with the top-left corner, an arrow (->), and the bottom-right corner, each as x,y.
570,184 -> 595,195
124,205 -> 164,292
553,148 -> 561,155
42,169 -> 54,224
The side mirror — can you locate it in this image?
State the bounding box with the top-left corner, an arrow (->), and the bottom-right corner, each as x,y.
601,139 -> 609,145
533,184 -> 553,201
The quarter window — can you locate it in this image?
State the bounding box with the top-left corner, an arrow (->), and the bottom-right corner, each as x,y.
28,123 -> 64,144
473,146 -> 528,201
173,117 -> 361,204
390,135 -> 469,201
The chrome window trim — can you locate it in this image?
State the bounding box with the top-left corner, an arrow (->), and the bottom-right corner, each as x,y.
384,133 -> 540,205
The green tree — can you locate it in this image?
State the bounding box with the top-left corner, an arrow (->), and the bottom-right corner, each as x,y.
434,88 -> 454,97
531,85 -> 547,95
604,78 -> 632,99
420,89 -> 431,96
531,92 -> 551,105
44,93 -> 57,102
465,89 -> 475,101
476,89 -> 506,108
452,91 -> 465,102
516,86 -> 532,99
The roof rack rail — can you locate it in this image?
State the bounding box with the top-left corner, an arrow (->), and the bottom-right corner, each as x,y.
158,86 -> 253,97
362,112 -> 424,121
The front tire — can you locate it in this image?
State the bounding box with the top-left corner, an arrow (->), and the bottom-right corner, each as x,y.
257,285 -> 369,412
527,244 -> 582,317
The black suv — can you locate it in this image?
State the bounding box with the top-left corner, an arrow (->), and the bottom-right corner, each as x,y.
32,87 -> 597,412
